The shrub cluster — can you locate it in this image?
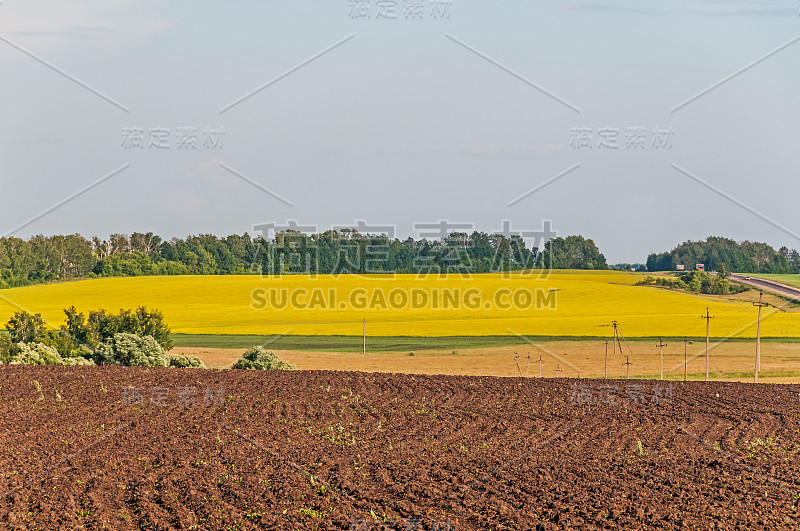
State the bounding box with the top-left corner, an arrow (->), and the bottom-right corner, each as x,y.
636,270 -> 748,296
1,307 -> 203,368
5,342 -> 95,366
232,346 -> 297,371
96,333 -> 169,367
166,353 -> 207,368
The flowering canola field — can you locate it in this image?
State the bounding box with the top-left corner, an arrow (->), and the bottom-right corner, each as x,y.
0,271 -> 797,337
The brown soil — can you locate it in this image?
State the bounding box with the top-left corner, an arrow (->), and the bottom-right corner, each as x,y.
1,366 -> 799,530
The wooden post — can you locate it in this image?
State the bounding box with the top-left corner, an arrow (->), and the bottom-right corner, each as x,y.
554,364 -> 562,378
701,308 -> 714,381
526,353 -> 530,378
624,355 -> 631,380
656,338 -> 667,381
754,292 -> 768,383
538,353 -> 543,378
604,340 -> 608,380
611,321 -> 618,370
362,318 -> 366,355
683,338 -> 688,382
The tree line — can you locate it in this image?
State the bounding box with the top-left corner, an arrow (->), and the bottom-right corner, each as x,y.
0,231 -> 607,288
646,236 -> 800,274
2,232 -> 796,287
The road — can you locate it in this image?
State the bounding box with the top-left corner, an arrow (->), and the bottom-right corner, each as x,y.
729,274 -> 800,301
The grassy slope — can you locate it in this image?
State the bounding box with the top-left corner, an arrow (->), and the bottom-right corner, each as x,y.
171,333 -> 800,350
171,334 -> 532,351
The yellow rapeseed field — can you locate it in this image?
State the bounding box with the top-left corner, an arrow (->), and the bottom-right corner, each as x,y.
0,271 -> 797,337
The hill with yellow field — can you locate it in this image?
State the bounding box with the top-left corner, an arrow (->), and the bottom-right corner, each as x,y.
0,271 -> 797,338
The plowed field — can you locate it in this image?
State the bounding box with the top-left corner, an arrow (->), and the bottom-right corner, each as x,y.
1,366 -> 799,530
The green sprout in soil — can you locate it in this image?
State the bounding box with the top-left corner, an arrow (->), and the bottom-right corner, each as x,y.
298,507 -> 326,519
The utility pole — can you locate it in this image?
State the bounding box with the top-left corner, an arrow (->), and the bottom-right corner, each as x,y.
612,320 -> 628,377
363,318 -> 366,355
611,321 -> 619,364
604,340 -> 609,380
612,320 -> 625,358
538,353 -> 543,378
554,364 -> 563,378
514,352 -> 523,377
656,338 -> 668,381
754,292 -> 768,383
701,308 -> 714,381
683,338 -> 689,381
526,353 -> 530,378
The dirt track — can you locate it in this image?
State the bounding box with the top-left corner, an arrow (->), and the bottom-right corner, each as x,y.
1,366 -> 799,530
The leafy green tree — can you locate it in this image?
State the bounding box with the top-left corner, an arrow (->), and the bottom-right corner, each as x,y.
538,236 -> 608,270
41,329 -> 92,360
0,333 -> 19,362
5,311 -> 45,343
132,307 -> 172,350
70,306 -> 172,350
63,306 -> 88,344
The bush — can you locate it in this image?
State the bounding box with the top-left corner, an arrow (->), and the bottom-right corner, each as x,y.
63,356 -> 96,366
7,342 -> 63,365
232,346 -> 296,371
4,342 -> 94,366
41,329 -> 93,360
167,354 -> 206,368
636,271 -> 747,296
96,333 -> 169,367
0,333 -> 17,361
81,306 -> 172,350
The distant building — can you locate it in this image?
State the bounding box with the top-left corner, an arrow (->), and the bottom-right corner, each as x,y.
676,264 -> 685,271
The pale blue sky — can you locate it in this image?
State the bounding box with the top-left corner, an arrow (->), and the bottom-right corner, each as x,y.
1,0 -> 798,262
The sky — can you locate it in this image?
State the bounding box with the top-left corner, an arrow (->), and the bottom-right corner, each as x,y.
0,0 -> 798,263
